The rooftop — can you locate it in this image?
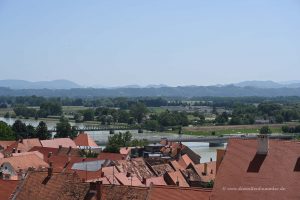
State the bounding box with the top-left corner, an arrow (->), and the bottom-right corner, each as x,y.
211,138 -> 300,200
0,180 -> 19,200
40,138 -> 77,149
13,171 -> 89,200
0,154 -> 49,171
73,132 -> 98,147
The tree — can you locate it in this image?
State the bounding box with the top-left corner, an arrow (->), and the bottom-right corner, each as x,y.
259,126 -> 272,134
282,125 -> 289,133
26,125 -> 36,138
81,109 -> 94,121
12,120 -> 27,139
215,112 -> 228,125
129,102 -> 148,123
39,101 -> 62,117
0,121 -> 15,140
55,117 -> 77,139
36,121 -> 51,140
143,120 -> 160,131
104,131 -> 132,153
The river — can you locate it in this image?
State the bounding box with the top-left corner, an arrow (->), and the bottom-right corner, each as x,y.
0,117 -> 226,162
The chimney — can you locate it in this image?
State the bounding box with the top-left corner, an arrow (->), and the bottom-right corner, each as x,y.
126,172 -> 131,177
58,145 -> 62,152
48,152 -> 53,158
175,179 -> 179,186
203,163 -> 207,175
210,157 -> 213,162
12,148 -> 16,153
257,134 -> 269,155
142,177 -> 147,184
96,181 -> 102,200
48,162 -> 53,177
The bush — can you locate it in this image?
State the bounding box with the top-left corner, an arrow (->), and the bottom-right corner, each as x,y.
259,126 -> 272,134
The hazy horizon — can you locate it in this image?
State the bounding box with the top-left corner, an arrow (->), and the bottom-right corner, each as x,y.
0,0 -> 299,87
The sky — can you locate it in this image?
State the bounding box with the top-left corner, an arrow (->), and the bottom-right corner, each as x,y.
0,0 -> 299,87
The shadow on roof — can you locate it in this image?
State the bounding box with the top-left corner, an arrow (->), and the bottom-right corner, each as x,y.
247,154 -> 267,173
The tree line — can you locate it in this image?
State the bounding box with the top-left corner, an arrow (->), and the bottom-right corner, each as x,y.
0,117 -> 78,141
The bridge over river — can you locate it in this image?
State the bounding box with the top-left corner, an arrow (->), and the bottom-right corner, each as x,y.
95,134 -> 294,146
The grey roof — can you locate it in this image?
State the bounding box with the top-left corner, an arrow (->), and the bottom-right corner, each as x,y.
71,160 -> 110,171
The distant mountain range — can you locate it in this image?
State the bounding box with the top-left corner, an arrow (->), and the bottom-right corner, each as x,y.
0,79 -> 81,89
1,79 -> 300,90
0,79 -> 300,97
232,80 -> 300,88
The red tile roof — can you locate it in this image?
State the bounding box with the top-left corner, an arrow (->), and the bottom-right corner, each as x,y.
3,139 -> 42,156
100,184 -> 148,200
98,152 -> 125,161
170,160 -> 185,171
73,132 -> 98,147
148,185 -> 211,200
165,171 -> 189,187
13,171 -> 89,200
12,151 -> 44,160
0,140 -> 15,150
0,180 -> 19,200
211,139 -> 300,200
115,158 -> 155,181
146,176 -> 167,187
41,138 -> 77,148
150,163 -> 174,176
98,184 -> 211,200
192,161 -> 216,183
114,173 -> 144,186
29,146 -> 80,158
0,154 -> 49,172
102,166 -> 119,176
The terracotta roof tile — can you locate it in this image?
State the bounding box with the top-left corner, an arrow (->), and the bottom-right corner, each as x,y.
29,146 -> 80,158
98,152 -> 125,161
115,158 -> 154,181
165,171 -> 189,187
102,166 -> 119,176
12,151 -> 44,160
211,139 -> 300,200
41,138 -> 77,148
0,140 -> 15,150
13,171 -> 89,200
73,132 -> 98,147
170,160 -> 185,171
114,173 -> 144,186
3,139 -> 42,156
0,180 -> 20,200
150,163 -> 174,176
0,154 -> 49,172
100,184 -> 148,200
148,185 -> 211,200
192,162 -> 216,183
146,176 -> 167,187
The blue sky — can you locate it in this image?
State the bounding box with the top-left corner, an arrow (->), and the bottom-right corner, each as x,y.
0,0 -> 299,87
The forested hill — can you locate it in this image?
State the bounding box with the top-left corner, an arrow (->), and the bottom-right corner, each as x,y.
0,85 -> 300,97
